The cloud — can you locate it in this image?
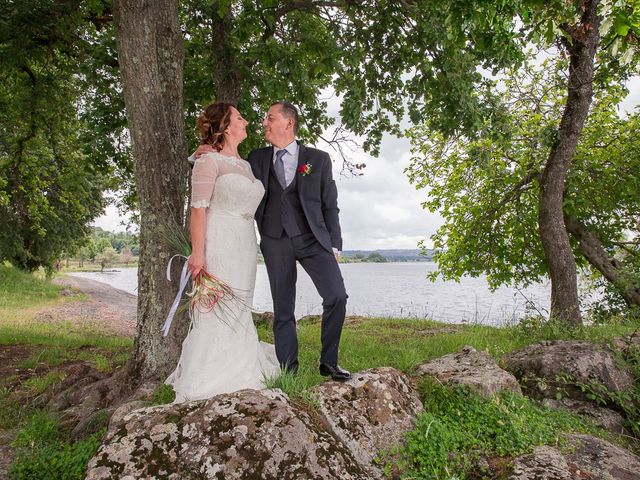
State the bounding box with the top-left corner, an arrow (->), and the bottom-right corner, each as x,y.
92,204 -> 134,232
620,76 -> 640,115
327,132 -> 441,250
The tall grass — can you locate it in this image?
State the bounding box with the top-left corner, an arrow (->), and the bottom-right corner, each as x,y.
0,264 -> 65,309
0,264 -> 131,351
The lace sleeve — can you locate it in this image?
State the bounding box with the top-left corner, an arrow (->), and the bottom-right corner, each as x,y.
190,154 -> 219,209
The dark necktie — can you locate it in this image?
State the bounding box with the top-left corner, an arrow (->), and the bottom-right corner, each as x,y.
274,149 -> 287,188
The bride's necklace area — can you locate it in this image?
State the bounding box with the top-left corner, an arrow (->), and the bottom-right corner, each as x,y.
218,147 -> 243,161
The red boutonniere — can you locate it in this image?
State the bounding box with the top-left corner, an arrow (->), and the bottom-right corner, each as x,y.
298,162 -> 313,176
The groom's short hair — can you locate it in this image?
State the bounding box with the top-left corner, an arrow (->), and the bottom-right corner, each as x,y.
271,101 -> 299,134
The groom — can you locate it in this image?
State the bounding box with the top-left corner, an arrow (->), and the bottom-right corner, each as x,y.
248,101 -> 351,381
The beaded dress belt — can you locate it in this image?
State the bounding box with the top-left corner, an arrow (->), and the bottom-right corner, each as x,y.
215,212 -> 253,220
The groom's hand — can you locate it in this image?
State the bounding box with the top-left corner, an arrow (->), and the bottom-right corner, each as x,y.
194,144 -> 215,159
333,248 -> 340,262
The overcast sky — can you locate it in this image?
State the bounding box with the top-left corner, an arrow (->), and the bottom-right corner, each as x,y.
93,78 -> 639,250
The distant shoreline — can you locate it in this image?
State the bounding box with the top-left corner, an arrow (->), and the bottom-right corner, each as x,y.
66,259 -> 437,273
60,249 -> 436,271
69,263 -> 552,325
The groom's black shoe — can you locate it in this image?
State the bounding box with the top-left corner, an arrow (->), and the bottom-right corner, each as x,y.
319,363 -> 352,381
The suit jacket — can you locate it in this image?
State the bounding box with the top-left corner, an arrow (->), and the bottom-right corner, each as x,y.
248,142 -> 342,253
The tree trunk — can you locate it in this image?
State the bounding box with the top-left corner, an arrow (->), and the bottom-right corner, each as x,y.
113,0 -> 189,382
211,3 -> 242,103
565,215 -> 640,307
538,0 -> 600,326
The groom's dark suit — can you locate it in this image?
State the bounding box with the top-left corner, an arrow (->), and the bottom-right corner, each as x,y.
248,142 -> 347,372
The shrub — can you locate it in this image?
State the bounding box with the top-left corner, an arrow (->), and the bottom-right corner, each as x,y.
150,383 -> 176,405
394,380 -> 598,479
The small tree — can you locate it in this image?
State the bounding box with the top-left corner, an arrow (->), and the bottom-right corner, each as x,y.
120,246 -> 133,266
403,0 -> 640,325
95,247 -> 119,273
367,252 -> 388,263
94,238 -> 111,256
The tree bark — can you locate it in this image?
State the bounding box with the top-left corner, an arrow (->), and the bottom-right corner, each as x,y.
565,215 -> 640,307
538,0 -> 600,326
211,3 -> 242,104
113,0 -> 189,381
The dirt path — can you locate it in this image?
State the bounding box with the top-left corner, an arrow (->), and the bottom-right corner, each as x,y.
0,277 -> 137,479
37,275 -> 137,337
0,428 -> 17,480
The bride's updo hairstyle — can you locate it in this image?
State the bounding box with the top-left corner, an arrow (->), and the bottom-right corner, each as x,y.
196,102 -> 235,151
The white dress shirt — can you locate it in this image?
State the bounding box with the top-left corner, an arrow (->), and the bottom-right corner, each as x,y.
272,140 -> 299,187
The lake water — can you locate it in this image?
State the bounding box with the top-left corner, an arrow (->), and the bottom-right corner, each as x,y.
70,262 -> 555,326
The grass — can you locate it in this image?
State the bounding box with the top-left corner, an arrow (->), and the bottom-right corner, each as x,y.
0,263 -> 131,352
15,344 -> 129,373
0,264 -> 132,477
9,410 -> 104,480
21,371 -> 67,396
150,383 -> 176,405
256,316 -> 639,400
0,264 -> 66,309
390,380 -> 602,479
1,263 -> 639,479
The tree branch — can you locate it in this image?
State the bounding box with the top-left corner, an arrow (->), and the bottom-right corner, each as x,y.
271,0 -> 356,19
489,168 -> 541,216
318,125 -> 365,175
87,13 -> 113,31
565,214 -> 640,307
611,240 -> 640,258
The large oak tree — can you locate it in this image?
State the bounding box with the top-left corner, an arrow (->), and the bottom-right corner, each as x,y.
112,0 -> 190,380
0,0 -> 112,273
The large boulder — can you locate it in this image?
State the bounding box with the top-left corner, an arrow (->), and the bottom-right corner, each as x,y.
107,400 -> 149,431
541,398 -> 627,434
509,434 -> 640,480
509,445 -> 572,480
415,346 -> 522,396
86,388 -> 368,479
313,367 -> 423,478
502,341 -> 635,402
612,334 -> 640,351
564,434 -> 640,479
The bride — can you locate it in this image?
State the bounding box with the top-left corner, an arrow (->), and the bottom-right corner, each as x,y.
166,102 -> 280,402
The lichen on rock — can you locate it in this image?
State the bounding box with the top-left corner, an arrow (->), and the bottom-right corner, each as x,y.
86,388 -> 368,479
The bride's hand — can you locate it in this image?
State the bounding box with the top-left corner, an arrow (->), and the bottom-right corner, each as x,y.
188,252 -> 206,279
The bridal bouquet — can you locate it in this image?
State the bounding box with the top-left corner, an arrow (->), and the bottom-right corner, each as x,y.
160,218 -> 238,336
186,269 -> 236,317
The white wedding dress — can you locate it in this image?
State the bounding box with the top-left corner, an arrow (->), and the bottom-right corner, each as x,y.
166,151 -> 280,403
